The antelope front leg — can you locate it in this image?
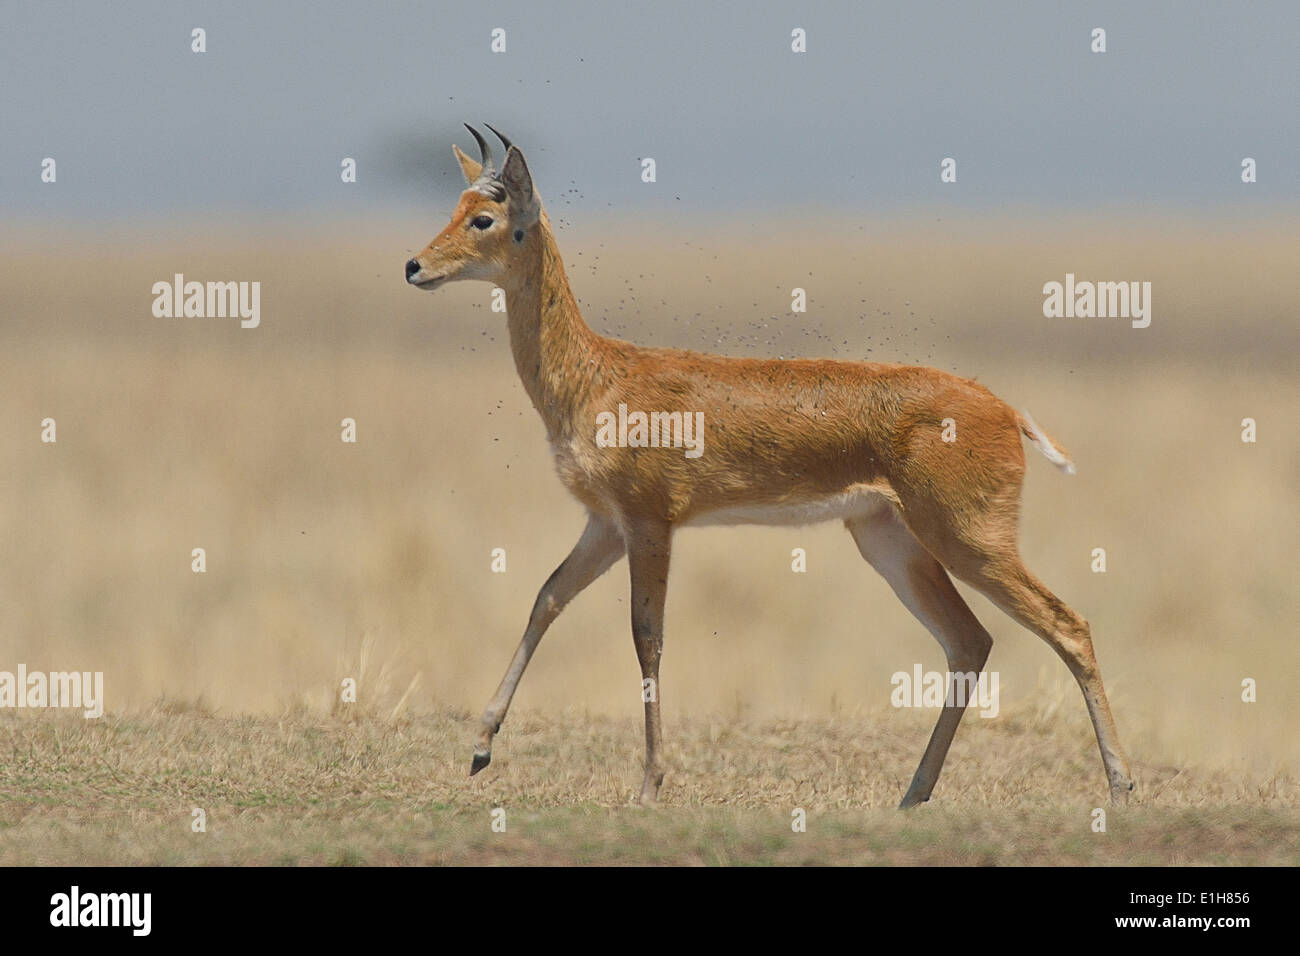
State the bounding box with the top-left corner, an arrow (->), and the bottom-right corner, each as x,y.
625,518 -> 673,806
470,513 -> 624,775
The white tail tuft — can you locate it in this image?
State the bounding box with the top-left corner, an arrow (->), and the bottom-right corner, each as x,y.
1019,409 -> 1076,475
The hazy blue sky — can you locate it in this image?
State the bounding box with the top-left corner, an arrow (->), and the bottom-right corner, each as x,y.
2,1 -> 1296,221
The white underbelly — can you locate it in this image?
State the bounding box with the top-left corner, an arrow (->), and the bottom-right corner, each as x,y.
683,484 -> 897,528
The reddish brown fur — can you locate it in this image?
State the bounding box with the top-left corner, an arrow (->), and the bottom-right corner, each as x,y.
407,137 -> 1133,808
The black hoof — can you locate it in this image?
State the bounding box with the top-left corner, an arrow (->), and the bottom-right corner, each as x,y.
469,752 -> 491,776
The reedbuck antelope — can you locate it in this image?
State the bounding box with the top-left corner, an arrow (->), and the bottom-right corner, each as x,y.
405,125 -> 1135,808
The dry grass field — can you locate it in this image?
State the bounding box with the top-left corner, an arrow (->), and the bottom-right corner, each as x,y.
2,709 -> 1295,866
0,211 -> 1296,864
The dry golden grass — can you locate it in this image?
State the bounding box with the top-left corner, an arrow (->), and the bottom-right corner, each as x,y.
0,212 -> 1295,863
1,709 -> 1295,865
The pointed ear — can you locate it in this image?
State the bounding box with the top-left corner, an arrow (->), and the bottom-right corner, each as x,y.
500,146 -> 537,213
452,144 -> 482,185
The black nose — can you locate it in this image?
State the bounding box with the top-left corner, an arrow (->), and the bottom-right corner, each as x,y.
405,258 -> 421,281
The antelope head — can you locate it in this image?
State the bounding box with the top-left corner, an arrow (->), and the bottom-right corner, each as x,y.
405,124 -> 540,290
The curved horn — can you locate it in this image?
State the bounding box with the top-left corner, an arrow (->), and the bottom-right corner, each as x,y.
464,123 -> 495,177
485,123 -> 514,153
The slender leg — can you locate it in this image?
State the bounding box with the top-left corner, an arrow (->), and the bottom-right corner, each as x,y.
956,557 -> 1134,804
470,512 -> 624,775
846,505 -> 995,808
624,517 -> 672,806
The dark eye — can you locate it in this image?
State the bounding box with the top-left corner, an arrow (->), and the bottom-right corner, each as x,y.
471,215 -> 494,230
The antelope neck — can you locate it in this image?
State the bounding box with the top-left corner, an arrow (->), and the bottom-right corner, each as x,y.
501,219 -> 609,437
